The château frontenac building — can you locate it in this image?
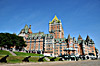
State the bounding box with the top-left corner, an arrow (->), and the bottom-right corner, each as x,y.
18,15 -> 97,57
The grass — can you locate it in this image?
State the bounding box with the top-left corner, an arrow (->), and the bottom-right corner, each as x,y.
47,57 -> 54,59
29,57 -> 39,62
0,56 -> 40,63
7,56 -> 24,63
13,51 -> 44,56
47,57 -> 60,61
0,50 -> 12,56
0,50 -> 60,63
54,57 -> 60,61
0,56 -> 61,63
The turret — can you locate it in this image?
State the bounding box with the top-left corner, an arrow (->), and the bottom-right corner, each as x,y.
49,15 -> 64,38
67,34 -> 72,43
86,35 -> 91,41
28,25 -> 32,34
24,24 -> 29,29
78,34 -> 82,40
73,37 -> 76,43
68,34 -> 72,39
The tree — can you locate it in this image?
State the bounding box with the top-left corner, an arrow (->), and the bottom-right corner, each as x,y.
0,33 -> 27,51
15,36 -> 27,51
0,33 -> 5,50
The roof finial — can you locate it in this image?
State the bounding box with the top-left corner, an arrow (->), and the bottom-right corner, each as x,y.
49,15 -> 61,24
52,15 -> 58,21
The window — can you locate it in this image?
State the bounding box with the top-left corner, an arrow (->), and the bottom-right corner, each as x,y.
71,53 -> 74,55
75,44 -> 77,46
76,53 -> 78,55
26,41 -> 29,43
30,41 -> 32,43
50,48 -> 52,50
60,45 -> 62,46
55,50 -> 58,52
54,26 -> 55,28
69,44 -> 73,46
55,47 -> 58,49
33,37 -> 34,39
37,37 -> 38,39
60,53 -> 62,56
60,50 -> 62,52
57,25 -> 59,28
60,47 -> 62,49
51,26 -> 53,29
56,45 -> 59,46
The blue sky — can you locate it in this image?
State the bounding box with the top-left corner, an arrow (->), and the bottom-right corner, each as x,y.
0,0 -> 100,51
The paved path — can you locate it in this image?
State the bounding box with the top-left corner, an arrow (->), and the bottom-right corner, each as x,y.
0,60 -> 100,66
8,51 -> 16,56
1,48 -> 17,56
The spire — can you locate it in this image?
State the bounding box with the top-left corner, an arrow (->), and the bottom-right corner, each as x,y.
86,35 -> 91,41
49,15 -> 61,24
78,34 -> 82,40
52,15 -> 58,21
68,34 -> 72,39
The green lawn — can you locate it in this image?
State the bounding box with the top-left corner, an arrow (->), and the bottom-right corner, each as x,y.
14,51 -> 44,56
47,57 -> 60,61
0,56 -> 61,63
0,50 -> 60,63
0,50 -> 12,56
7,56 -> 40,63
0,56 -> 40,63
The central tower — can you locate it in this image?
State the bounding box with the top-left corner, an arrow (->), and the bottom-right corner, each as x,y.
49,15 -> 64,38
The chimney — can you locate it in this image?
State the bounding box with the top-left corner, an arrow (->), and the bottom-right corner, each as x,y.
29,25 -> 31,29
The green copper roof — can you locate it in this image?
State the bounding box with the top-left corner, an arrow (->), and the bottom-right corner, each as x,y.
24,24 -> 29,29
19,24 -> 30,34
28,32 -> 44,39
